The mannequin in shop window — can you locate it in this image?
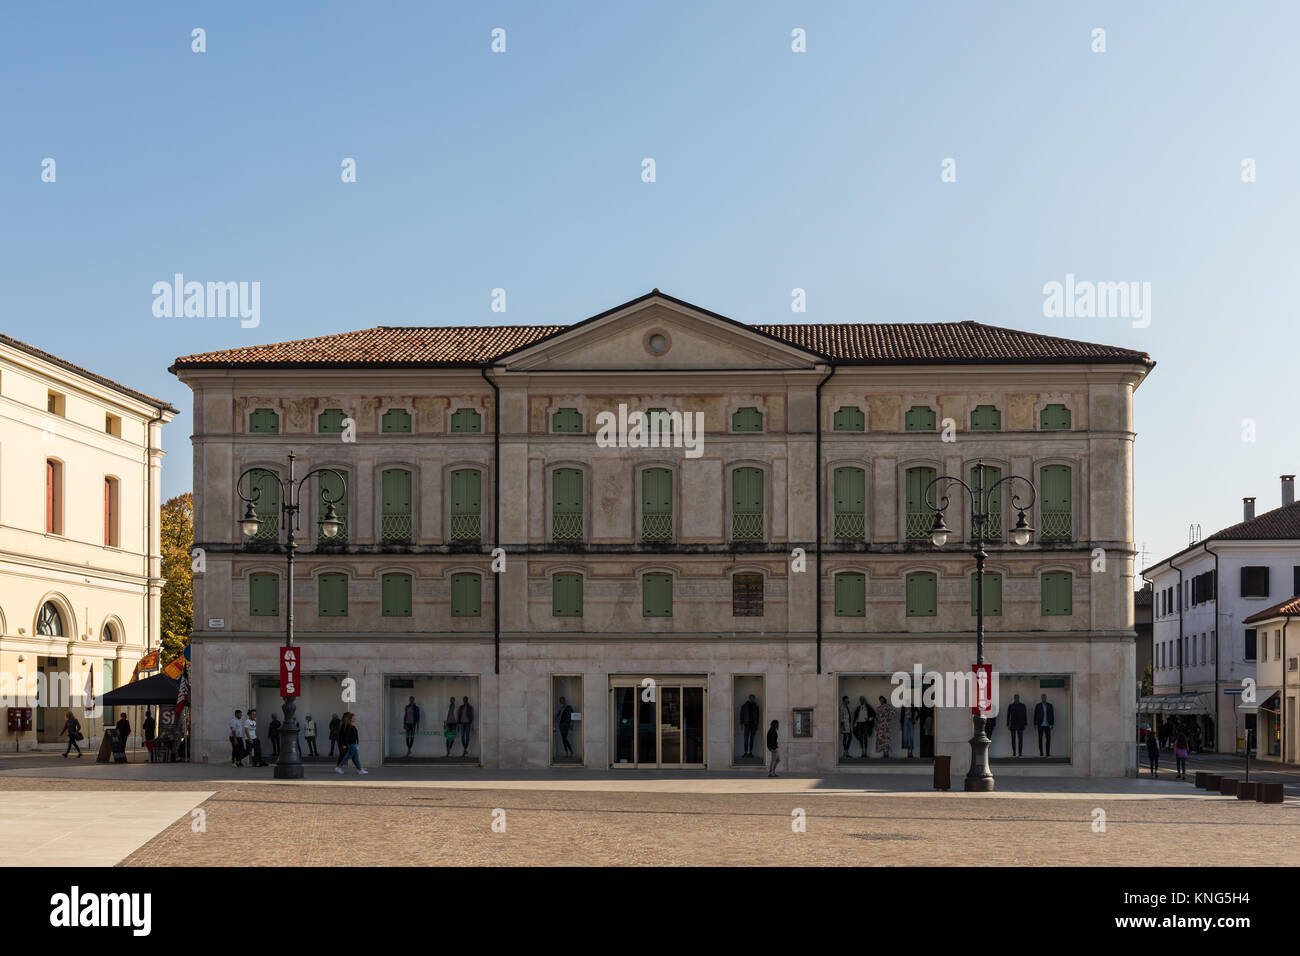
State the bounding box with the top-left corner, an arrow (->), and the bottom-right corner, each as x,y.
444,697 -> 458,756
920,709 -> 934,758
901,707 -> 917,758
853,696 -> 875,758
1006,694 -> 1027,757
1034,694 -> 1054,757
874,696 -> 894,758
457,696 -> 475,756
556,696 -> 575,758
403,696 -> 421,757
838,696 -> 853,759
739,694 -> 760,759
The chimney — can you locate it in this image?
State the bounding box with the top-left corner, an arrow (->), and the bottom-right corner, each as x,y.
1283,475 -> 1296,507
1244,497 -> 1256,521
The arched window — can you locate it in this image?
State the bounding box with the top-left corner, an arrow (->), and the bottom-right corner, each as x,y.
101,622 -> 117,642
37,602 -> 64,636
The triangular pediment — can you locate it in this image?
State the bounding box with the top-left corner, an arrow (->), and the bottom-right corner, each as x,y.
496,292 -> 823,371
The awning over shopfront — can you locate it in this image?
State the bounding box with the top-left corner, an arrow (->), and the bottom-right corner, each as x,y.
1138,693 -> 1214,715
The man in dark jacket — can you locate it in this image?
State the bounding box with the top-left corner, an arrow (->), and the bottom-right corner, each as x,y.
1033,695 -> 1055,757
1006,694 -> 1028,757
115,713 -> 131,761
267,714 -> 282,756
739,694 -> 760,758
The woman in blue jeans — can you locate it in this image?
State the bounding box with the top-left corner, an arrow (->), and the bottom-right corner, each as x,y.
334,712 -> 368,774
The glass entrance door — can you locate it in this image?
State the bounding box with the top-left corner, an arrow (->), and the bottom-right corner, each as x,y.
610,677 -> 706,768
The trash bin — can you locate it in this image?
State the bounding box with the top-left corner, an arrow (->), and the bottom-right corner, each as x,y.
933,754 -> 952,791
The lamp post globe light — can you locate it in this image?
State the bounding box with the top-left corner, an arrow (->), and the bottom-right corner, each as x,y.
237,452 -> 346,780
924,461 -> 1035,792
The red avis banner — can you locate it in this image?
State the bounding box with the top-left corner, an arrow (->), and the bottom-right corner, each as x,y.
280,646 -> 301,697
972,664 -> 993,716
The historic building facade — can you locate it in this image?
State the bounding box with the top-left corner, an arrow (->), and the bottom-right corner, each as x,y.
173,291 -> 1151,775
0,334 -> 176,748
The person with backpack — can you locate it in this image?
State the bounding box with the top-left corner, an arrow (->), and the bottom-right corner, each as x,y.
1173,733 -> 1190,779
334,712 -> 367,774
61,711 -> 83,757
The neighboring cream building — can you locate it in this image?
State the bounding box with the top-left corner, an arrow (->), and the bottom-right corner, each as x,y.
0,334 -> 176,748
173,290 -> 1152,776
1244,597 -> 1300,763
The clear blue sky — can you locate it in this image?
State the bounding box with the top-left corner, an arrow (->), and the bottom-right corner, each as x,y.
3,1 -> 1296,566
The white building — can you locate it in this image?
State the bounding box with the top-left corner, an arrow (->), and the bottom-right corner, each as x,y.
1142,476 -> 1300,753
0,334 -> 176,748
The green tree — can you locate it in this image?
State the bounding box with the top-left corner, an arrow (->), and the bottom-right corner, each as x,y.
1141,661 -> 1153,698
160,492 -> 193,665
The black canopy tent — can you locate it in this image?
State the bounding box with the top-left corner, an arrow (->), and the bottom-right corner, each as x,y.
100,673 -> 186,761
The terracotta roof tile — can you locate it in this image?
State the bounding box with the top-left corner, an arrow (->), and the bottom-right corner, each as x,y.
1142,501 -> 1300,575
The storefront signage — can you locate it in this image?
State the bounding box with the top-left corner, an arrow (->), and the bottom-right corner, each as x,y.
279,646 -> 300,697
1039,678 -> 1066,688
208,618 -> 225,629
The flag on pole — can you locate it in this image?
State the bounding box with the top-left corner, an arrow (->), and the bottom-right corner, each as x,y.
163,655 -> 186,680
174,667 -> 189,720
129,650 -> 160,683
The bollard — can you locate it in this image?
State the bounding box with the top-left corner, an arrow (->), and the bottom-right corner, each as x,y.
1256,782 -> 1284,804
1194,772 -> 1208,789
1219,778 -> 1239,795
1203,774 -> 1222,790
933,754 -> 952,791
1237,782 -> 1257,800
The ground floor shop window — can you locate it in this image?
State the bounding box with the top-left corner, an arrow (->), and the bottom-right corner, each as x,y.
732,675 -> 764,765
384,674 -> 480,762
551,675 -> 583,764
611,675 -> 706,768
836,674 -> 935,761
250,673 -> 344,759
992,675 -> 1070,760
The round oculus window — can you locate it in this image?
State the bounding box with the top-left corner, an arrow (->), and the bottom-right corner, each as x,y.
646,332 -> 668,354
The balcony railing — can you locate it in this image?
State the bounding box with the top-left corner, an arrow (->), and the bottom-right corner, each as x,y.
450,513 -> 481,542
381,513 -> 412,543
833,512 -> 864,540
252,512 -> 278,542
973,512 -> 1001,540
1040,511 -> 1072,541
905,511 -> 931,540
731,512 -> 763,541
552,512 -> 583,542
641,512 -> 673,542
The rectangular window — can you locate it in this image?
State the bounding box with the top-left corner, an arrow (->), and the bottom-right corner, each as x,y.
904,406 -> 936,431
1039,465 -> 1072,541
450,469 -> 482,541
45,459 -> 62,535
905,572 -> 937,617
642,573 -> 673,617
552,408 -> 583,433
552,573 -> 583,617
905,466 -> 936,539
645,408 -> 673,440
969,405 -> 1001,431
641,467 -> 673,541
318,574 -> 348,617
380,469 -> 413,542
103,477 -> 119,547
970,572 -> 1003,616
382,408 -> 412,433
248,408 -> 279,433
381,573 -> 412,617
47,391 -> 65,416
1241,566 -> 1270,598
833,406 -> 864,431
1041,572 -> 1073,616
832,467 -> 865,540
317,408 -> 346,433
249,573 -> 279,616
551,468 -> 583,542
1039,404 -> 1071,430
105,414 -> 122,437
450,408 -> 482,433
731,468 -> 764,540
450,573 -> 482,617
731,407 -> 763,432
248,469 -> 280,541
834,572 -> 866,617
732,573 -> 763,617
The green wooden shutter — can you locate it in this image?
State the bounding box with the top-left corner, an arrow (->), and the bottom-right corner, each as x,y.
834,572 -> 866,617
970,405 -> 1001,431
1039,465 -> 1072,540
380,469 -> 413,542
249,573 -> 279,616
641,467 -> 672,541
552,468 -> 583,541
644,408 -> 672,440
642,573 -> 673,617
906,572 -> 937,617
249,408 -> 279,433
1040,404 -> 1071,430
731,407 -> 763,432
382,408 -> 412,433
731,467 -> 764,540
904,406 -> 935,431
552,408 -> 582,433
248,469 -> 280,541
833,467 -> 865,539
450,469 -> 482,540
1041,572 -> 1072,615
317,471 -> 348,542
971,572 -> 1002,616
451,408 -> 482,433
382,573 -> 412,616
317,408 -> 346,433
451,573 -> 482,617
905,467 -> 936,539
969,464 -> 1001,539
833,406 -> 864,431
552,573 -> 583,617
318,573 -> 348,617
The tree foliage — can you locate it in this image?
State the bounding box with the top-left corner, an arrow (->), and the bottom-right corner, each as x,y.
160,492 -> 193,665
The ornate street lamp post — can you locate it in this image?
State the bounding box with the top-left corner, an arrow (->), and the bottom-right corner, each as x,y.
924,461 -> 1035,792
237,452 -> 345,780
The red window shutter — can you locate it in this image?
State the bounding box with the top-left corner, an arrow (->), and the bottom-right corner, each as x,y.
46,461 -> 54,533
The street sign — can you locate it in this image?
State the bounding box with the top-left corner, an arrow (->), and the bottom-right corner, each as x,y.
972,664 -> 993,716
280,646 -> 300,697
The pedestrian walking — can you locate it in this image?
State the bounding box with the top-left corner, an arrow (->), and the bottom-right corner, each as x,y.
766,719 -> 780,777
1174,733 -> 1189,779
1145,731 -> 1159,777
142,710 -> 156,744
229,709 -> 245,766
304,714 -> 319,756
114,712 -> 131,762
245,709 -> 268,767
61,711 -> 83,757
334,712 -> 367,774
